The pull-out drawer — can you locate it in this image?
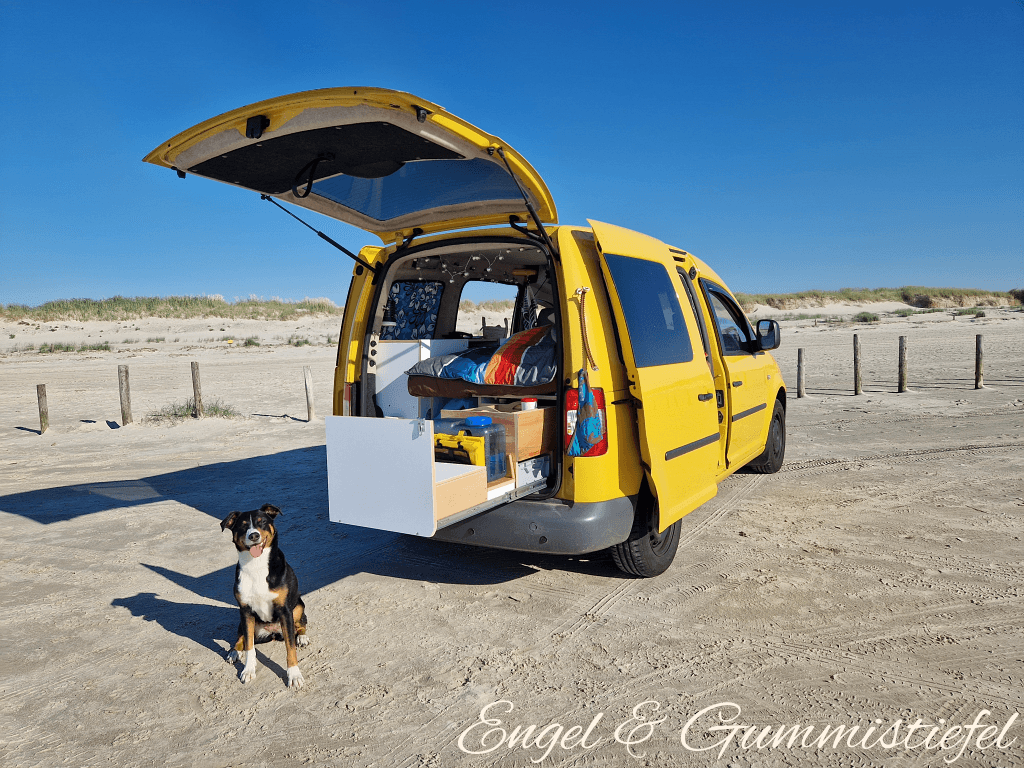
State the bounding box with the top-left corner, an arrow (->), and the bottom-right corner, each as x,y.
325,416 -> 546,537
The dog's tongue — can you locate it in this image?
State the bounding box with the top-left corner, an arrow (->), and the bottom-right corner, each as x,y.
249,544 -> 263,558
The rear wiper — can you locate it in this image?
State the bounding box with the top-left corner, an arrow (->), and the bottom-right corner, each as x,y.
260,194 -> 378,274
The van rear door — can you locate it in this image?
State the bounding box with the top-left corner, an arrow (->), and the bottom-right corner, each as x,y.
589,221 -> 720,529
144,88 -> 556,244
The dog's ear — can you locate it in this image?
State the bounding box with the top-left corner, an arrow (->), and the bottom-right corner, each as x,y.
220,511 -> 240,531
260,504 -> 282,519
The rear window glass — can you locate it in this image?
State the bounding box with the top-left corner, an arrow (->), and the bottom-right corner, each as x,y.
457,282 -> 517,338
312,158 -> 524,223
381,281 -> 443,340
603,254 -> 694,367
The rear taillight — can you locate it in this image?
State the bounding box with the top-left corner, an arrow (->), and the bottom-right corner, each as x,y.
565,386 -> 608,456
342,382 -> 353,417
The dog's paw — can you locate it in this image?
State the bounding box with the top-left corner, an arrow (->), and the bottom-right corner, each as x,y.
225,649 -> 240,664
287,666 -> 305,689
239,650 -> 257,683
296,634 -> 310,648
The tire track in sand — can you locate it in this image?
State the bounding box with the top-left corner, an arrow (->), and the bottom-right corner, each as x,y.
781,442 -> 1020,479
542,474 -> 768,645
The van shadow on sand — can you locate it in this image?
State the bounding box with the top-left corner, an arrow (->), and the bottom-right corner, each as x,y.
0,446 -> 329,525
0,445 -> 624,585
113,538 -> 619,655
1,445 -> 623,646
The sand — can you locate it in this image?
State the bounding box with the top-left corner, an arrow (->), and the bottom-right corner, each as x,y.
1,306 -> 1022,767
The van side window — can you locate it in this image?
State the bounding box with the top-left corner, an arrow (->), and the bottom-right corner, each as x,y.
381,281 -> 444,340
704,286 -> 753,355
603,254 -> 693,367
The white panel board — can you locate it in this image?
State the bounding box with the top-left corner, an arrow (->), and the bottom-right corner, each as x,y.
374,339 -> 471,418
326,416 -> 437,536
375,342 -> 423,418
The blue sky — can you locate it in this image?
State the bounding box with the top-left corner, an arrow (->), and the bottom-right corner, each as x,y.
1,0 -> 1021,307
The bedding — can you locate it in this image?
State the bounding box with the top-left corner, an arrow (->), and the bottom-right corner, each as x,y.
406,375 -> 556,399
404,325 -> 557,389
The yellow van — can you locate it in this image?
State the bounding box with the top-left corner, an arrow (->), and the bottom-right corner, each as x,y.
145,87 -> 786,577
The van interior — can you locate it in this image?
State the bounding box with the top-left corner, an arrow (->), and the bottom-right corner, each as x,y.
355,239 -> 563,514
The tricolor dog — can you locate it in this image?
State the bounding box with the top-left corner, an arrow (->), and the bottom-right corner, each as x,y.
220,504 -> 309,688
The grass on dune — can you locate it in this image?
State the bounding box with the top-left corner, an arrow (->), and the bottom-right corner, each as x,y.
3,288 -> 1018,323
459,299 -> 516,313
1,295 -> 344,322
735,286 -> 1018,310
38,341 -> 112,353
147,397 -> 239,422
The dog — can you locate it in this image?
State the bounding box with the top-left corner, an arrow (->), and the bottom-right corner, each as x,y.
220,504 -> 309,688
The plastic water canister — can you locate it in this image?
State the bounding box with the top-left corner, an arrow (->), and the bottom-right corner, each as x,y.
461,416 -> 506,482
431,418 -> 465,436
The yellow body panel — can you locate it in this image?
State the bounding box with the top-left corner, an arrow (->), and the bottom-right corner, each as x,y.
553,227 -> 644,504
333,246 -> 385,416
587,221 -> 721,529
664,246 -> 786,479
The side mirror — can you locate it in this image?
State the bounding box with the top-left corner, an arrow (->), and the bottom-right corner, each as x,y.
756,319 -> 781,351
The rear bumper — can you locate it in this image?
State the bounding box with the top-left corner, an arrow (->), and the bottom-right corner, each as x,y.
431,495 -> 636,555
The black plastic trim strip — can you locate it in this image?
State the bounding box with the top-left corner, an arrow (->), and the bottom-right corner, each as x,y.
665,433 -> 719,461
732,402 -> 767,422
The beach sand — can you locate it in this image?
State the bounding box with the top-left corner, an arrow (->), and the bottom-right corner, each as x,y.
1,305 -> 1022,766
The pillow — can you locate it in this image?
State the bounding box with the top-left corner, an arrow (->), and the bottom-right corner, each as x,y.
405,325 -> 556,387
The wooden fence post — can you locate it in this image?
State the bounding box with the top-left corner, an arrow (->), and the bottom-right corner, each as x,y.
975,334 -> 984,389
797,349 -> 805,398
898,336 -> 908,393
37,384 -> 48,434
853,334 -> 862,395
191,361 -> 204,418
118,365 -> 132,425
304,366 -> 315,422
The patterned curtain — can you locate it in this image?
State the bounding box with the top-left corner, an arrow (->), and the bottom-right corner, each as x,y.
381,282 -> 443,340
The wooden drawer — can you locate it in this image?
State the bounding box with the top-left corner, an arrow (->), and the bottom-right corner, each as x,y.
441,405 -> 557,461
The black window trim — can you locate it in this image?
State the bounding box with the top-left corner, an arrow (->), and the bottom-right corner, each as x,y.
699,279 -> 757,357
677,267 -> 714,374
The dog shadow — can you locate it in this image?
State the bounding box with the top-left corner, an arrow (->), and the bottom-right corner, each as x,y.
112,591 -> 295,684
111,592 -> 236,655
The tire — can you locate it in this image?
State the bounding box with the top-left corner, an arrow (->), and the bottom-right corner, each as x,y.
748,399 -> 785,474
611,489 -> 680,577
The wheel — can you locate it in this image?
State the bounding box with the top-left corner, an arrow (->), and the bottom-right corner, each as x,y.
748,399 -> 785,474
611,489 -> 680,577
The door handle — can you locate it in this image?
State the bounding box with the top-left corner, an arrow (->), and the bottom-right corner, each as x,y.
732,380 -> 743,387
698,393 -> 713,401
